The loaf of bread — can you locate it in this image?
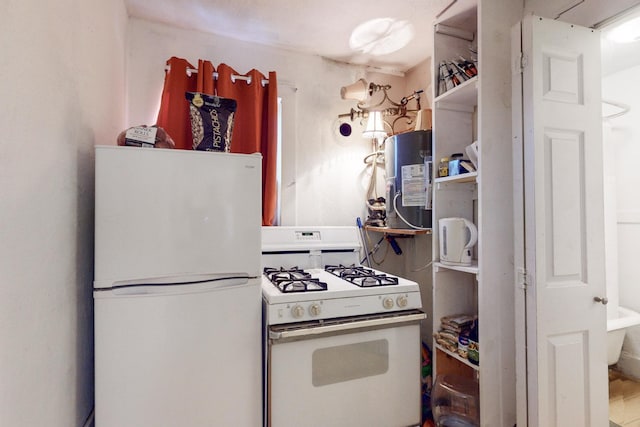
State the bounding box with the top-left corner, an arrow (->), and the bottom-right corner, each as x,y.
117,125 -> 175,149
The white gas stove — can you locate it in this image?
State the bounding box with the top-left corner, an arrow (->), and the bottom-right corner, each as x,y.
261,226 -> 425,427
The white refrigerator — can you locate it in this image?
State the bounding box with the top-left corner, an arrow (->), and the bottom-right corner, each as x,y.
94,146 -> 262,427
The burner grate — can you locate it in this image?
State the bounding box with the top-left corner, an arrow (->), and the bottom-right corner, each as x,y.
263,267 -> 328,293
324,264 -> 398,287
264,266 -> 311,282
348,274 -> 399,287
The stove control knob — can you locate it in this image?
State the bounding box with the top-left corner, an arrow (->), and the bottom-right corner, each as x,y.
396,295 -> 408,308
309,303 -> 321,317
383,297 -> 394,309
291,305 -> 305,319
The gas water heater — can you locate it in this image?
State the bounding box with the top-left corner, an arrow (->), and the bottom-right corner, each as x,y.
385,130 -> 433,229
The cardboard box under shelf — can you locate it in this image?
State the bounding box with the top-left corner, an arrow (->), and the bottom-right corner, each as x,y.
435,346 -> 477,380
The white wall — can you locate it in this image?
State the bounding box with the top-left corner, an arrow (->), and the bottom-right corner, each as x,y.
0,1 -> 127,425
603,65 -> 640,377
126,18 -> 410,227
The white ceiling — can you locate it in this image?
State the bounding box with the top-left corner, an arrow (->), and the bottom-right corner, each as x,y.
125,0 -> 640,76
124,0 -> 460,74
600,5 -> 640,76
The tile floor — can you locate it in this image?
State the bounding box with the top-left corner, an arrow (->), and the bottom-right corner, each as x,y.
610,368 -> 640,427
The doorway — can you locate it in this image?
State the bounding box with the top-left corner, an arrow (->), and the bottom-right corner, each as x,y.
600,6 -> 640,426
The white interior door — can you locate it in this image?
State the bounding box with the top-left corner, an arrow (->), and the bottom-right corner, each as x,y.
514,15 -> 608,427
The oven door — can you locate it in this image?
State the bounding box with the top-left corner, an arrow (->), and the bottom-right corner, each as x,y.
267,311 -> 425,427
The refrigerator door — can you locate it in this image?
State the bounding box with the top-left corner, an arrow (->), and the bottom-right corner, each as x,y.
94,146 -> 262,288
94,277 -> 262,427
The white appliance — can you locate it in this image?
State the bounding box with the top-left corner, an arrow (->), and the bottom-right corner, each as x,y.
261,226 -> 426,427
94,146 -> 262,427
439,217 -> 478,266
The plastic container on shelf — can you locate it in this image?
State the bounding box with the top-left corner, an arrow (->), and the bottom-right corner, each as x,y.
438,157 -> 450,177
432,374 -> 480,427
467,321 -> 479,366
448,153 -> 464,176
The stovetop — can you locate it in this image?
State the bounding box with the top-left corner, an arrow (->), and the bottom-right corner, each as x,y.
260,226 -> 422,325
261,264 -> 422,325
264,264 -> 400,293
261,265 -> 414,300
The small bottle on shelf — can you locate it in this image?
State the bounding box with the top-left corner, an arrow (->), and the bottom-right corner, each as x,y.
458,56 -> 478,77
445,62 -> 460,87
439,62 -> 454,94
448,61 -> 468,83
438,157 -> 450,177
467,320 -> 479,366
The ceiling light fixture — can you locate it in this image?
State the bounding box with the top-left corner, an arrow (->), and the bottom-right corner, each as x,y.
349,18 -> 415,56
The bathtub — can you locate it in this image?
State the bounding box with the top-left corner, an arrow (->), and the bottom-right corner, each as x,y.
607,306 -> 640,365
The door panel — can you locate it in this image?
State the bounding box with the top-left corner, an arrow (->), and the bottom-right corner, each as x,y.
542,52 -> 584,103
546,332 -> 587,426
517,15 -> 608,427
546,129 -> 585,279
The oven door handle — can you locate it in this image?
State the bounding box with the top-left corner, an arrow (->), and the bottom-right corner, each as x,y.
269,311 -> 426,342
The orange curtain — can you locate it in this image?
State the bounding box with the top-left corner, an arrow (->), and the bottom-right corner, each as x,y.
156,57 -> 278,226
156,57 -> 198,150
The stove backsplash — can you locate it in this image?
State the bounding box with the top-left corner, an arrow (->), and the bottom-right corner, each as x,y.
261,250 -> 360,271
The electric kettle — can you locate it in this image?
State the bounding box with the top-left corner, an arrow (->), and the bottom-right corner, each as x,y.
439,217 -> 478,266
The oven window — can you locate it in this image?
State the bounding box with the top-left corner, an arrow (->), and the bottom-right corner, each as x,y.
311,339 -> 389,387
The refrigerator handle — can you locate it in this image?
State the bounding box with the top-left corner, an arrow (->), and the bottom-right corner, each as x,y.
96,274 -> 254,296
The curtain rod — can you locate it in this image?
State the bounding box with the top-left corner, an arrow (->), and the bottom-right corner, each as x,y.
164,65 -> 269,86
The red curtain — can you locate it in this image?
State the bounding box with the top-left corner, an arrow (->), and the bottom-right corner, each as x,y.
156,57 -> 278,226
